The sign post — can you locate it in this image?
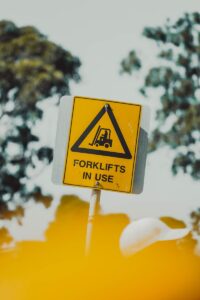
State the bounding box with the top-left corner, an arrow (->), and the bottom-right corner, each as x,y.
85,182 -> 101,256
52,95 -> 150,255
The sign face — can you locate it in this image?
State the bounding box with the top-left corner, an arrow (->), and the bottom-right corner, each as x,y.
62,96 -> 142,193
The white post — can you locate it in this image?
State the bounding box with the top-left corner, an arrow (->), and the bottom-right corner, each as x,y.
85,183 -> 101,256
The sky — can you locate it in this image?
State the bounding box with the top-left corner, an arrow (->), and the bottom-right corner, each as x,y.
0,0 -> 200,240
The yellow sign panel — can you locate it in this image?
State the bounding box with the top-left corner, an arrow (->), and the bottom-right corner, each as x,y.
63,96 -> 142,193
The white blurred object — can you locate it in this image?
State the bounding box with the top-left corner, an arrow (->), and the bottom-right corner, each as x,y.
120,218 -> 190,256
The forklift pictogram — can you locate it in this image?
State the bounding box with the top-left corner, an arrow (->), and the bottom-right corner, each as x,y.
89,125 -> 113,148
71,104 -> 132,159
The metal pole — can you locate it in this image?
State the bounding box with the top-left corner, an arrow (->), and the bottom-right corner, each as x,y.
85,183 -> 101,256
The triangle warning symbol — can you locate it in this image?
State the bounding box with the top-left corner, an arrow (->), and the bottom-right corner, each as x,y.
71,104 -> 132,159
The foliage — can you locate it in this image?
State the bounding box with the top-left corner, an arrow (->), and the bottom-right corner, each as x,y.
0,227 -> 12,246
0,20 -> 81,220
120,50 -> 141,74
121,12 -> 200,179
191,208 -> 200,236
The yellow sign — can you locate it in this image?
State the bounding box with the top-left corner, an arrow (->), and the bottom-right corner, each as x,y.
63,96 -> 142,193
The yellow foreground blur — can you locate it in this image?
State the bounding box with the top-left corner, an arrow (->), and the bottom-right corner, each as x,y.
0,195 -> 200,300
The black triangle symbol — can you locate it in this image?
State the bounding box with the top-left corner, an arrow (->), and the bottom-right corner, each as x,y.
71,104 -> 132,159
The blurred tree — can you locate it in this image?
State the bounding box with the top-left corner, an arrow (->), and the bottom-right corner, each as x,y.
120,50 -> 141,75
191,208 -> 200,236
0,20 -> 81,220
0,227 -> 12,247
121,12 -> 200,179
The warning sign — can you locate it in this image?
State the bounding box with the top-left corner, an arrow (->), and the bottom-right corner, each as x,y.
62,96 -> 142,193
71,104 -> 132,159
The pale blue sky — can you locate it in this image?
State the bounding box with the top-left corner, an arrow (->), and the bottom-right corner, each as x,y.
0,0 -> 199,240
